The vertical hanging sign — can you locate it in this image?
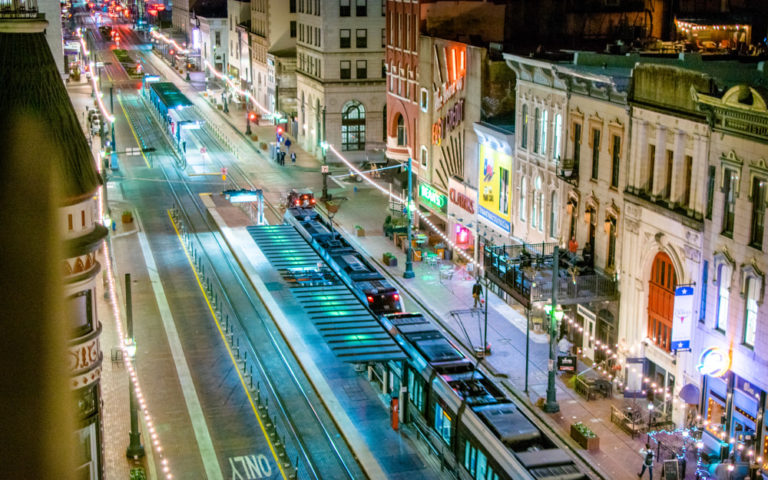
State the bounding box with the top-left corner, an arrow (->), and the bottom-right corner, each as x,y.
671,285 -> 694,350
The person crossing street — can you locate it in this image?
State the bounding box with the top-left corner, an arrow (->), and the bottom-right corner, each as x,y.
638,443 -> 655,478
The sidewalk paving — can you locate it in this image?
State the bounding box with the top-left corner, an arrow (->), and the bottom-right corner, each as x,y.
140,47 -> 657,479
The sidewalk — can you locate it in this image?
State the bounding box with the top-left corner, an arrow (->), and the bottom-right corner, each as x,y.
141,47 -> 652,479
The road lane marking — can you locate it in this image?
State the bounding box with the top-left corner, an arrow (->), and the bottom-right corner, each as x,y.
136,218 -> 223,480
117,94 -> 152,168
229,454 -> 273,479
167,210 -> 289,480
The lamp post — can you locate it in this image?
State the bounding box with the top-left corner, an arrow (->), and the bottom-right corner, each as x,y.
124,273 -> 145,459
403,156 -> 415,279
320,142 -> 330,201
543,245 -> 562,413
245,110 -> 252,135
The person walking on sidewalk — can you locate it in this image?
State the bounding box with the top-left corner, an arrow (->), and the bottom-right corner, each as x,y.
291,152 -> 296,163
638,443 -> 655,478
472,280 -> 483,308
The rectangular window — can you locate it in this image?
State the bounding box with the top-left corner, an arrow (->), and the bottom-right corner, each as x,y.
552,114 -> 562,160
356,29 -> 367,48
340,29 -> 351,48
533,108 -> 540,154
750,177 -> 765,249
407,369 -> 424,413
381,60 -> 385,78
706,165 -> 716,219
340,0 -> 350,16
519,177 -> 526,222
405,12 -> 411,50
290,21 -> 296,38
340,60 -> 351,79
665,150 -> 674,198
356,60 -> 367,79
610,135 -> 621,188
744,277 -> 758,347
356,0 -> 367,16
499,168 -> 509,215
81,210 -> 86,227
316,27 -> 320,47
722,168 -> 737,236
381,28 -> 385,48
683,155 -> 692,207
716,264 -> 730,332
215,31 -> 221,48
420,88 -> 428,112
699,261 -> 707,323
290,0 -> 296,13
434,403 -> 452,446
648,145 -> 656,193
539,110 -> 548,155
573,123 -> 581,166
68,290 -> 93,335
68,214 -> 73,231
520,106 -> 528,150
591,128 -> 600,180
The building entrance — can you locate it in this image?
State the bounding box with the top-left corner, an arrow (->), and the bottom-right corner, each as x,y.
648,252 -> 676,352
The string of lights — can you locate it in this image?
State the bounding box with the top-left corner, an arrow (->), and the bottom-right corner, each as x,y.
77,28 -> 115,124
102,240 -> 174,479
149,30 -> 189,55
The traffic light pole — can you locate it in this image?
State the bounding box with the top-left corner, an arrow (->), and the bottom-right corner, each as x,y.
404,157 -> 415,279
245,110 -> 252,135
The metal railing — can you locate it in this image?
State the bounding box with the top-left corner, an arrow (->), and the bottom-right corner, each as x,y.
532,273 -> 618,303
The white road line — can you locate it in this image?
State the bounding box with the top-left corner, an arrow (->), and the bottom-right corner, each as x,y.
136,223 -> 224,480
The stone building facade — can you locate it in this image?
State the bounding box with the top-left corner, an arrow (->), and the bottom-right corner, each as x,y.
296,0 -> 386,161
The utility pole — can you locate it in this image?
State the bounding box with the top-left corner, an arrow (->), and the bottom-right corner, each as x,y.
404,157 -> 415,279
543,245 -> 561,413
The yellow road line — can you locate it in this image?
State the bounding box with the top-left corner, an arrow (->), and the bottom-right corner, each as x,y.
166,210 -> 289,480
117,94 -> 152,168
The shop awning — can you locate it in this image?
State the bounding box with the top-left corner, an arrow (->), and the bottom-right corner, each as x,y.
679,383 -> 701,404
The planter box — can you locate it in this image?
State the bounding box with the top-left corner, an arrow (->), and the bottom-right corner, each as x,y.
570,424 -> 599,451
356,227 -> 365,237
388,257 -> 398,267
121,213 -> 133,224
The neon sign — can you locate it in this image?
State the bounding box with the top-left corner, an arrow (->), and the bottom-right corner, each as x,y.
419,183 -> 447,213
432,98 -> 465,145
433,44 -> 466,111
697,347 -> 730,377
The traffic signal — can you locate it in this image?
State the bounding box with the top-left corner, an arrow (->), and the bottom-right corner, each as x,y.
276,126 -> 283,142
170,49 -> 175,56
248,112 -> 256,122
221,167 -> 228,181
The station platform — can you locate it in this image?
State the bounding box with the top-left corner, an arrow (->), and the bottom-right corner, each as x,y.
200,192 -> 444,480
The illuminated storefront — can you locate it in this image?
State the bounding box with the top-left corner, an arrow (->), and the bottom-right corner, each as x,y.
698,347 -> 767,472
675,19 -> 752,53
447,177 -> 477,260
473,125 -> 515,248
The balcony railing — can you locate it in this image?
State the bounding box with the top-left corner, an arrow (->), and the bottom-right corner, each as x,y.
0,0 -> 39,18
484,243 -> 618,308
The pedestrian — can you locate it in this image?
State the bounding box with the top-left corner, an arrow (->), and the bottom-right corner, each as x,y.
472,280 -> 483,308
285,138 -> 291,149
291,152 -> 296,163
638,443 -> 654,478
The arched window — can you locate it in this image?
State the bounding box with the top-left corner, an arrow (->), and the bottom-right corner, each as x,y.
716,264 -> 731,331
521,105 -> 528,150
744,277 -> 758,346
341,101 -> 366,151
532,177 -> 542,230
396,114 -> 406,146
549,191 -> 557,238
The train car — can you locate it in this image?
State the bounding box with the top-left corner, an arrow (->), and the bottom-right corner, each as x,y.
284,207 -> 402,315
383,312 -> 589,480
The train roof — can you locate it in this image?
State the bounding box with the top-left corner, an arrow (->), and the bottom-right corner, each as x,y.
473,404 -> 542,447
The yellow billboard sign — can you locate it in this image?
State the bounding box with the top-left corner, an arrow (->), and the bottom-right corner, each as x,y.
477,143 -> 512,232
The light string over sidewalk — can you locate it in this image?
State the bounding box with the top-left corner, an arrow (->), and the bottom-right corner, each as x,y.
77,28 -> 116,124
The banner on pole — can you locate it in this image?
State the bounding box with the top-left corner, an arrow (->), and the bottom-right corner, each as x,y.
671,285 -> 694,350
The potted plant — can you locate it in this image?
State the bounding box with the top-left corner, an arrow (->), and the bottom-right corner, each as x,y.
121,210 -> 133,224
355,225 -> 365,237
570,422 -> 599,451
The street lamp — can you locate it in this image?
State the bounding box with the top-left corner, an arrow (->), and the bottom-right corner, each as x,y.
403,156 -> 415,279
124,273 -> 145,459
246,111 -> 254,135
320,141 -> 330,201
543,247 -> 562,414
648,402 -> 655,433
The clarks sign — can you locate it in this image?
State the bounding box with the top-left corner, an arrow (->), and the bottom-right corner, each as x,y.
449,187 -> 474,214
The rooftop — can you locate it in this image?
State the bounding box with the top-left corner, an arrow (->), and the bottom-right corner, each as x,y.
0,23 -> 101,201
